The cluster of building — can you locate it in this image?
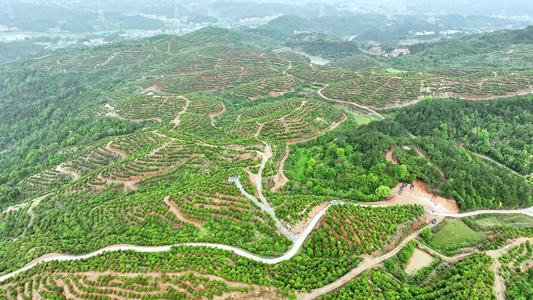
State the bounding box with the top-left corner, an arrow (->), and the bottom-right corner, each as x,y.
0,25 -> 21,32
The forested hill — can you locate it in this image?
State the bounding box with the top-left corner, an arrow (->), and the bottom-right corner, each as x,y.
388,26 -> 533,71
0,41 -> 48,65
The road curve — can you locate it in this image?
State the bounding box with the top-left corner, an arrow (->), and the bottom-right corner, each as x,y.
0,205 -> 328,283
2,200 -> 533,291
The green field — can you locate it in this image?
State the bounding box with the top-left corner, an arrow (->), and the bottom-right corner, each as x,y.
352,112 -> 378,125
430,219 -> 487,251
501,215 -> 533,227
387,68 -> 406,74
472,214 -> 533,228
473,217 -> 504,229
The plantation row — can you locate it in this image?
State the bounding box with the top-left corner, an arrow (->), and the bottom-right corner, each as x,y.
17,169 -> 72,198
423,72 -> 533,97
111,95 -> 187,122
0,162 -> 293,276
321,254 -> 495,299
322,75 -> 420,107
317,70 -> 533,107
232,76 -> 299,99
259,100 -> 345,141
288,63 -> 361,84
0,272 -> 251,300
63,146 -> 122,177
500,240 -> 533,271
16,124 -> 261,195
177,113 -> 212,132
201,46 -> 289,68
428,67 -> 496,79
101,141 -> 255,183
1,245 -> 362,296
147,45 -> 291,77
502,240 -> 533,299
217,122 -> 260,140
185,95 -> 224,115
42,48 -> 150,74
240,99 -> 302,120
108,131 -> 169,156
147,66 -> 282,95
304,205 -> 425,257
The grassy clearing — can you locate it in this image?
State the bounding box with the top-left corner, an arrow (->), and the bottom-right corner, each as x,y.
294,147 -> 310,182
430,218 -> 487,251
352,112 -> 378,125
387,68 -> 406,74
473,217 -> 504,229
501,215 -> 533,226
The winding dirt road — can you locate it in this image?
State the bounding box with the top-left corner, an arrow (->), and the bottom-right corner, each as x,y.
170,96 -> 191,129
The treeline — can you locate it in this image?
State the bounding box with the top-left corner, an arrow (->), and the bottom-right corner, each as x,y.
286,40 -> 362,59
388,26 -> 533,70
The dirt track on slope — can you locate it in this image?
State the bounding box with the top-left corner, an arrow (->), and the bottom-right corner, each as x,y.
385,149 -> 397,164
164,196 -> 205,231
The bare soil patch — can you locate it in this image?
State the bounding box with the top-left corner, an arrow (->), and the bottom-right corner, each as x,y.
290,203 -> 328,236
405,248 -> 434,275
145,83 -> 164,93
170,96 -> 191,129
271,144 -> 289,192
385,149 -> 397,165
55,165 -> 80,180
366,181 -> 459,223
105,141 -> 128,158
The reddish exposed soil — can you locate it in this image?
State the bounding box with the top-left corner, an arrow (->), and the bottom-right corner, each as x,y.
170,96 -> 191,130
271,144 -> 290,192
385,149 -> 398,165
145,83 -> 164,93
105,141 -> 128,158
290,203 -> 328,236
164,196 -> 205,231
365,180 -> 459,223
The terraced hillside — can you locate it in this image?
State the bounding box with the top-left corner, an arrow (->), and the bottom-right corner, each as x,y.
2,23 -> 533,300
322,75 -> 421,107
320,70 -> 533,107
232,76 -> 300,99
287,63 -> 361,84
107,95 -> 188,122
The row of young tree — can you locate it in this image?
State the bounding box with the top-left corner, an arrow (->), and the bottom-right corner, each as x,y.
321,253 -> 496,299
